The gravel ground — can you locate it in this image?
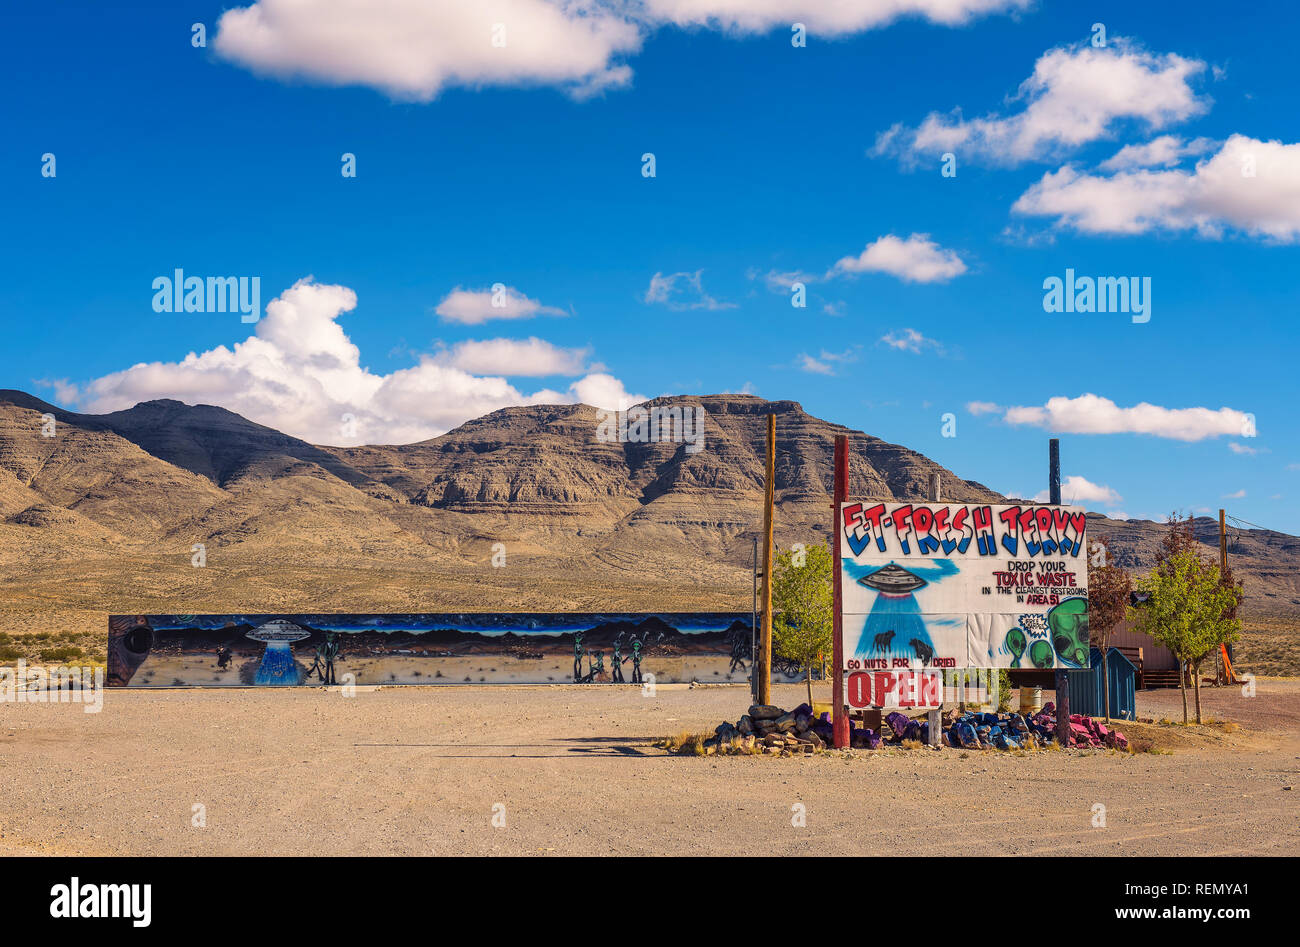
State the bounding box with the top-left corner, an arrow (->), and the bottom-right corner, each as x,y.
2,681 -> 1296,857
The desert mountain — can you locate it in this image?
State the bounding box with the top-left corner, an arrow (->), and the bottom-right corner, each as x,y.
1,389 -> 1296,672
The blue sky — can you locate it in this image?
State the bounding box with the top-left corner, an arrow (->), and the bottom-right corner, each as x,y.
2,1 -> 1297,532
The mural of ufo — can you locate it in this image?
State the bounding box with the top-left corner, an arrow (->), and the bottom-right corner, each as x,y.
854,563 -> 935,660
857,563 -> 928,594
247,619 -> 311,685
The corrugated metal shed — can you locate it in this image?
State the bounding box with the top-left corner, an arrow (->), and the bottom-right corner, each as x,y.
1066,647 -> 1136,720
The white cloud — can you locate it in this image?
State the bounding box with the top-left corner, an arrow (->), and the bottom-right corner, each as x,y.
215,0 -> 644,102
1013,134 -> 1300,241
434,286 -> 568,325
753,268 -> 813,292
75,278 -> 642,445
214,1 -> 1028,102
568,372 -> 645,412
1000,393 -> 1253,442
797,353 -> 834,375
1032,475 -> 1122,506
1098,134 -> 1216,171
1228,442 -> 1264,456
1105,510 -> 1131,521
879,328 -> 943,354
433,337 -> 589,376
1222,489 -> 1246,499
644,270 -> 734,310
874,39 -> 1209,166
966,400 -> 1001,415
831,234 -> 967,283
795,348 -> 856,375
642,0 -> 1029,34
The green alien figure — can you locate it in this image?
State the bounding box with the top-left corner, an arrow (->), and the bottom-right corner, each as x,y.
1005,627 -> 1027,668
1047,597 -> 1090,668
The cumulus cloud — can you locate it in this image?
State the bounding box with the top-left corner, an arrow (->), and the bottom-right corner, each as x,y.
999,393 -> 1253,442
432,337 -> 590,376
75,278 -> 643,445
1032,475 -> 1122,506
434,285 -> 568,325
1222,489 -> 1246,499
214,1 -> 1028,101
1012,134 -> 1300,241
643,270 -> 734,310
1098,134 -> 1216,171
830,234 -> 967,283
214,0 -> 644,102
874,39 -> 1209,166
966,400 -> 1001,415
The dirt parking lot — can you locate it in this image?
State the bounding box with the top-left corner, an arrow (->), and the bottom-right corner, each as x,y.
2,681 -> 1296,856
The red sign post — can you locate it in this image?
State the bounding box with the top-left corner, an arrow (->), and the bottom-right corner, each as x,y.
832,435 -> 849,749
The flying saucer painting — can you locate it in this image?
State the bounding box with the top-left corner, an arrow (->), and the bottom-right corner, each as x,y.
247,619 -> 310,685
857,563 -> 928,594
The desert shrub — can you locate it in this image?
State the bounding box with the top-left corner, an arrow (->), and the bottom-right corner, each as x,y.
39,646 -> 84,662
0,645 -> 23,661
996,670 -> 1014,711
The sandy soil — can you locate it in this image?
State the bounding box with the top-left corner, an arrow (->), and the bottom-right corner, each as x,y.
1,682 -> 1296,857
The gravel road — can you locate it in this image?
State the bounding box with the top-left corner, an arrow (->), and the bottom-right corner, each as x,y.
2,681 -> 1296,856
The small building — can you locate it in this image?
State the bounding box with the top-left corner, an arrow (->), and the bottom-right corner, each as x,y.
1066,647 -> 1136,720
1106,618 -> 1180,688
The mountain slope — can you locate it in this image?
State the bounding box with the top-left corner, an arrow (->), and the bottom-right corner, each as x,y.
0,388 -> 1295,673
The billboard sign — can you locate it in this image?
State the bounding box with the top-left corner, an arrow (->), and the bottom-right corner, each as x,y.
839,502 -> 1089,671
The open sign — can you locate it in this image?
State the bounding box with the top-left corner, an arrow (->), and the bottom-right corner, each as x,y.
846,670 -> 942,710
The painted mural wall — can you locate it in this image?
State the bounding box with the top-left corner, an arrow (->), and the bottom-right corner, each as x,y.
838,502 -> 1091,671
107,613 -> 773,687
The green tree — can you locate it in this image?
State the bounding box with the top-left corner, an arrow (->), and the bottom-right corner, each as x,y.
1087,533 -> 1132,722
771,542 -> 833,706
1132,549 -> 1241,724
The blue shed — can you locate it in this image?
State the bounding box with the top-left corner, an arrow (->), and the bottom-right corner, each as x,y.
1066,647 -> 1136,721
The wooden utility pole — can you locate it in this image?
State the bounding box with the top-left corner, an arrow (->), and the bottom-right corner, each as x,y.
751,535 -> 759,701
831,435 -> 849,748
1219,509 -> 1228,570
1219,508 -> 1229,680
1050,438 -> 1069,745
758,414 -> 775,705
927,472 -> 942,745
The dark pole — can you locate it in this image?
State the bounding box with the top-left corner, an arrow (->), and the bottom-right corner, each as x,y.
1050,437 -> 1069,745
832,435 -> 849,749
751,534 -> 758,701
758,415 -> 775,706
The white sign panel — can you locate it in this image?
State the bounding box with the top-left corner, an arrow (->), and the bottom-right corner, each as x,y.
839,502 -> 1089,671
